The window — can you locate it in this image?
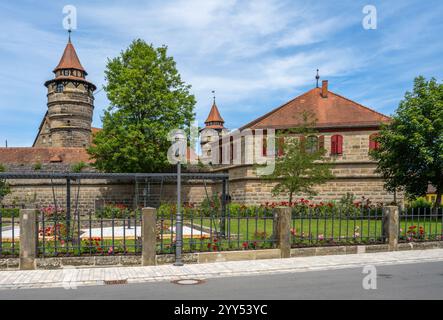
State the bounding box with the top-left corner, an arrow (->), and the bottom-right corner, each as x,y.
63,70 -> 70,76
369,133 -> 380,151
230,136 -> 234,163
305,135 -> 319,154
219,138 -> 223,165
56,84 -> 64,93
262,130 -> 267,157
277,136 -> 285,156
331,135 -> 343,155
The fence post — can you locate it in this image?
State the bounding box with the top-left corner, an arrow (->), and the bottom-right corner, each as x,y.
142,207 -> 157,266
382,206 -> 399,251
19,209 -> 37,270
275,207 -> 291,258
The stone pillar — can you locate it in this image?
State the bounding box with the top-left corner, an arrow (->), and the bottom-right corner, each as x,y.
383,206 -> 399,251
142,207 -> 157,266
19,209 -> 37,270
275,207 -> 292,258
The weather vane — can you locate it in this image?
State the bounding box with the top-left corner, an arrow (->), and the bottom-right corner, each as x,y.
212,90 -> 216,104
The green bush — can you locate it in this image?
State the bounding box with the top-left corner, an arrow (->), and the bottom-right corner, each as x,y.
0,208 -> 20,218
34,162 -> 42,171
95,204 -> 140,219
407,197 -> 433,209
71,161 -> 88,173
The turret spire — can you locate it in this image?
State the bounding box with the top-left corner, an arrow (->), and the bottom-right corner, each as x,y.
53,36 -> 86,74
204,92 -> 225,129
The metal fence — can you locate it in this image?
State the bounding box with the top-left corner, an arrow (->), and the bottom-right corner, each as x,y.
290,207 -> 385,247
399,207 -> 443,242
37,207 -> 143,257
157,206 -> 277,254
3,205 -> 443,259
0,172 -> 229,258
0,205 -> 21,258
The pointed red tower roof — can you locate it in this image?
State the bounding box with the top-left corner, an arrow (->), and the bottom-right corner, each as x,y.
204,101 -> 225,129
53,38 -> 86,74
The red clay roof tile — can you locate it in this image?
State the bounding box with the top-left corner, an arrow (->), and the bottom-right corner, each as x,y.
205,103 -> 225,125
242,87 -> 391,130
53,40 -> 86,73
0,148 -> 93,164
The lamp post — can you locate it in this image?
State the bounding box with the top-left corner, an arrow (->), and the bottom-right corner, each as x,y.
173,130 -> 186,267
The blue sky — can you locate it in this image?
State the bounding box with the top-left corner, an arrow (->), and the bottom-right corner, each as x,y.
0,0 -> 442,146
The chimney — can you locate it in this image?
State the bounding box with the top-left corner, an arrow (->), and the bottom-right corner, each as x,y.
321,80 -> 328,98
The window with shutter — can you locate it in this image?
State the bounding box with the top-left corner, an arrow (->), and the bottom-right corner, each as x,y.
306,135 -> 319,154
262,130 -> 267,157
369,133 -> 380,151
219,138 -> 223,164
319,135 -> 325,150
331,135 -> 343,155
278,136 -> 285,156
230,136 -> 234,163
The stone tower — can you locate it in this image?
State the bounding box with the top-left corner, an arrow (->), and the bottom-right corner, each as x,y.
33,36 -> 96,148
200,98 -> 228,163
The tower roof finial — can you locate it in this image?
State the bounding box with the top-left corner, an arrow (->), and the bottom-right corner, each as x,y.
316,69 -> 320,88
68,28 -> 72,43
212,90 -> 216,105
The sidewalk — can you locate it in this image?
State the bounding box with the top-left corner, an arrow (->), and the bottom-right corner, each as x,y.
1,249 -> 442,290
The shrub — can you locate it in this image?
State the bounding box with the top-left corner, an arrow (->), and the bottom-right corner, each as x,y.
95,204 -> 140,219
39,205 -> 65,220
0,208 -> 20,218
34,162 -> 42,171
0,164 -> 10,202
408,197 -> 433,209
201,193 -> 221,214
71,161 -> 88,173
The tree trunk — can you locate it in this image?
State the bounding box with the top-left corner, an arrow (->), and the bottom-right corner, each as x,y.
289,192 -> 293,205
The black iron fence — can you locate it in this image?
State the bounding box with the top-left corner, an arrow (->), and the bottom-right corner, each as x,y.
290,206 -> 385,247
156,206 -> 277,254
0,206 -> 21,258
3,205 -> 443,260
399,207 -> 443,242
37,207 -> 143,258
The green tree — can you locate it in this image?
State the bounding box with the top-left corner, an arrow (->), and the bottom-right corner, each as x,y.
372,76 -> 443,207
267,114 -> 334,203
88,40 -> 195,172
0,164 -> 10,202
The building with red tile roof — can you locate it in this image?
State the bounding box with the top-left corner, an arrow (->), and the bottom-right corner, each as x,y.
210,80 -> 400,205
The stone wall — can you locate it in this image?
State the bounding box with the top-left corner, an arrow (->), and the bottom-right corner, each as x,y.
2,179 -> 222,213
227,164 -> 402,205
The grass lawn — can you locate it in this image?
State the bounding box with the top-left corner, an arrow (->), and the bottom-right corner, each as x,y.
189,217 -> 442,247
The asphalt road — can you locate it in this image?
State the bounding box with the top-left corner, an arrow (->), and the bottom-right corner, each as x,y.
1,261 -> 442,300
